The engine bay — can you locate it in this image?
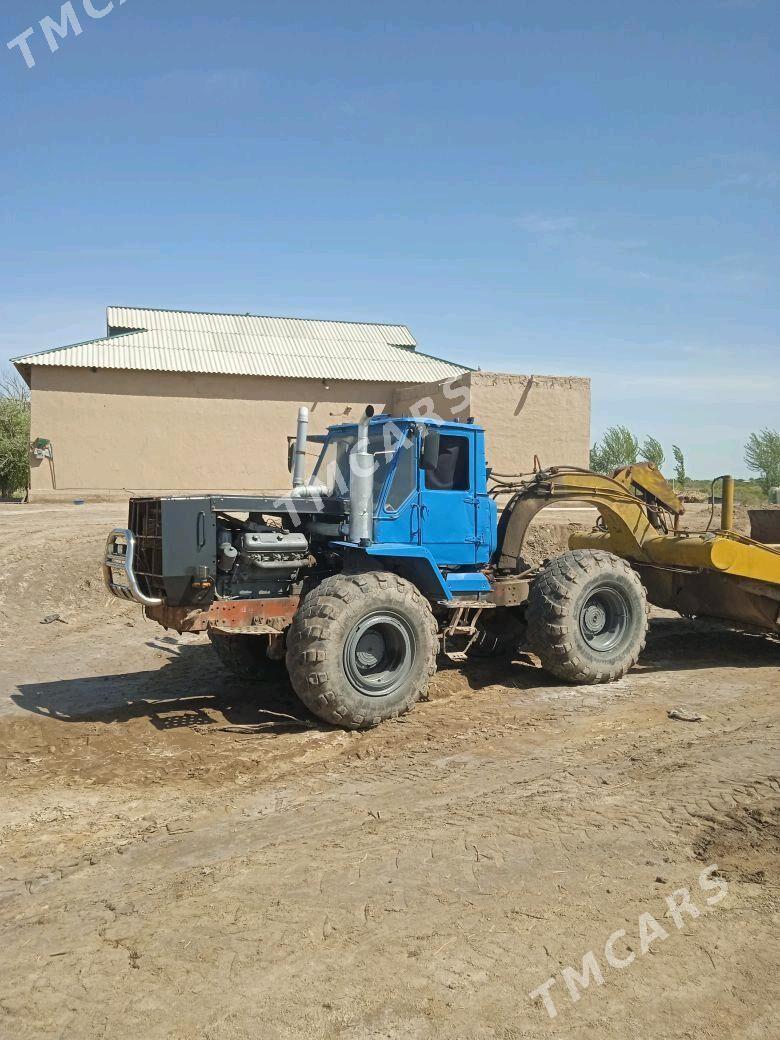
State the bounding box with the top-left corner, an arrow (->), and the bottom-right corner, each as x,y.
214,510 -> 347,600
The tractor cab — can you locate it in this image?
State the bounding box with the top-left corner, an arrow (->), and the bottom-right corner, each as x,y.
307,413 -> 497,572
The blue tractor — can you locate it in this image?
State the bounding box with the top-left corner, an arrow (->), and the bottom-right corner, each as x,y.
104,408 -> 649,728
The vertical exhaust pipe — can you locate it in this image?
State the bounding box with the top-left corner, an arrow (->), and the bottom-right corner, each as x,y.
721,475 -> 735,532
292,406 -> 309,488
349,406 -> 375,544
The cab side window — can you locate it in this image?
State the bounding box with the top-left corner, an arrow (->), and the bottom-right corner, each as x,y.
423,434 -> 470,491
385,435 -> 417,511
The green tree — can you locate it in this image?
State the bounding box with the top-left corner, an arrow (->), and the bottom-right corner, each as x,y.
640,435 -> 665,470
590,426 -> 639,474
0,370 -> 30,499
672,445 -> 687,491
744,428 -> 780,494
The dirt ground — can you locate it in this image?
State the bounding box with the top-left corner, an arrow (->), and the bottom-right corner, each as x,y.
0,502 -> 778,1040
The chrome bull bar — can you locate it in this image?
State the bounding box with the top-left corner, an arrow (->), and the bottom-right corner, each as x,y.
103,527 -> 163,607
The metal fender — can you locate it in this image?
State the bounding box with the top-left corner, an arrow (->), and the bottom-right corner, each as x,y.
329,541 -> 452,600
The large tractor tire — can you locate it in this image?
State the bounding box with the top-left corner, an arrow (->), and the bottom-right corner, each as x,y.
526,550 -> 648,684
208,629 -> 288,684
465,609 -> 526,660
286,571 -> 439,729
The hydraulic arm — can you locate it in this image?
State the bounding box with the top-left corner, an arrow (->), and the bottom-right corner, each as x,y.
496,464 -> 780,635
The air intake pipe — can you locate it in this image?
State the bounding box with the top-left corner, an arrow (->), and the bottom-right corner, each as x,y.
291,406 -> 309,488
720,475 -> 735,533
349,406 -> 375,544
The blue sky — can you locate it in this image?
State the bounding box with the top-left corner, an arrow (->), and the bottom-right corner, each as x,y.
1,0 -> 777,476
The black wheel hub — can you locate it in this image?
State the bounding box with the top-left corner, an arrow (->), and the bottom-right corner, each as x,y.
578,585 -> 631,652
343,611 -> 416,698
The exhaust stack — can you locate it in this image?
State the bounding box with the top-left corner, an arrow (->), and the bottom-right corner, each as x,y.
291,406 -> 309,488
349,406 -> 375,544
720,475 -> 735,532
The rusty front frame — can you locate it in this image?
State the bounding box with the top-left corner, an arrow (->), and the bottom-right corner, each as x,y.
144,596 -> 300,635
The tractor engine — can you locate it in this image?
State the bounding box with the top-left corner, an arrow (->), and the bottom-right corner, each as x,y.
217,524 -> 310,599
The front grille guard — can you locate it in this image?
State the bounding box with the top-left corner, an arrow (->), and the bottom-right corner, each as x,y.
103,527 -> 163,607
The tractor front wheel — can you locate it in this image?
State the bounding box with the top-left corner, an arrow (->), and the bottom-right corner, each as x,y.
286,571 -> 439,729
526,550 -> 648,684
208,629 -> 288,684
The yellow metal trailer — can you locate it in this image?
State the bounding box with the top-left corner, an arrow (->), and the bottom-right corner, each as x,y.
498,466 -> 780,637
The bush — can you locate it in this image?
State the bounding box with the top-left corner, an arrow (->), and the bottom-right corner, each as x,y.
590,428 -> 671,475
745,429 -> 780,495
640,436 -> 665,469
672,445 -> 687,491
0,372 -> 30,499
590,426 -> 639,474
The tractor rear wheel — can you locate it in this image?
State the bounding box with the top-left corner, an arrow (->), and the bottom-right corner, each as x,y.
286,571 -> 439,729
208,629 -> 288,683
526,550 -> 648,683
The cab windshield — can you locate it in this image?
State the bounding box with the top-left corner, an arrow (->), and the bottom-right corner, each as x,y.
310,426 -> 409,501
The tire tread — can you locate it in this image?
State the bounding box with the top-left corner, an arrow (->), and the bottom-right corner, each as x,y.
286,571 -> 439,729
526,549 -> 648,684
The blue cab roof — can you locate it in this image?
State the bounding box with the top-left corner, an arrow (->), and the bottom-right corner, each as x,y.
326,413 -> 484,435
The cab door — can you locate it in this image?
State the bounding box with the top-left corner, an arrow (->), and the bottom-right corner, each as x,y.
373,430 -> 420,546
419,430 -> 477,566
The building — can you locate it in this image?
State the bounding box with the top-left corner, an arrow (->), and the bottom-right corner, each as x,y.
13,307 -> 591,501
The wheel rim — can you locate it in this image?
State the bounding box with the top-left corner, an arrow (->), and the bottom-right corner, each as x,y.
578,584 -> 631,652
343,611 -> 416,698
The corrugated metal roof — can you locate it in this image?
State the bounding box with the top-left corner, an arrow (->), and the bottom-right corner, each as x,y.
13,327 -> 467,384
106,306 -> 417,348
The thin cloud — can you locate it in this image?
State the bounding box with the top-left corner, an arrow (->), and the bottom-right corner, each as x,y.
720,170 -> 780,190
587,362 -> 780,406
713,151 -> 779,190
146,68 -> 258,98
514,214 -> 578,234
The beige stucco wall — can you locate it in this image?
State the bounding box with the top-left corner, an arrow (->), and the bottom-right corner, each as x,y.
391,374 -> 472,423
27,366 -> 590,501
468,372 -> 591,473
28,367 -> 393,500
393,371 -> 591,474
